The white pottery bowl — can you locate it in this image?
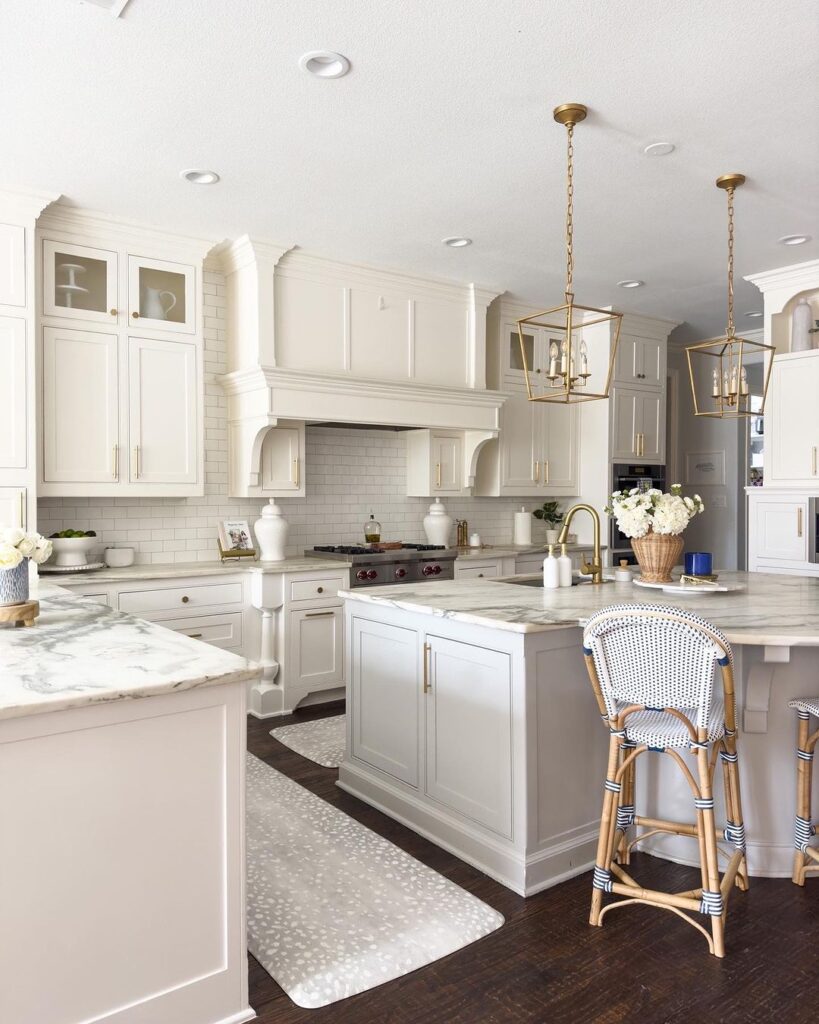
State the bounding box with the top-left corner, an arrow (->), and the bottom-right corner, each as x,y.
104,547 -> 135,568
49,537 -> 99,567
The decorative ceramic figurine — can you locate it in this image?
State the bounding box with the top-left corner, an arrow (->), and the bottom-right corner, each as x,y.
254,499 -> 288,561
423,498 -> 453,546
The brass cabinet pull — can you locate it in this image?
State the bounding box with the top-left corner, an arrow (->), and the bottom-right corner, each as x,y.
19,490 -> 25,527
423,642 -> 432,694
813,446 -> 817,476
293,457 -> 300,488
305,610 -> 335,618
543,460 -> 549,484
188,633 -> 203,639
133,445 -> 141,478
435,462 -> 442,488
798,507 -> 803,538
534,460 -> 540,482
112,443 -> 118,479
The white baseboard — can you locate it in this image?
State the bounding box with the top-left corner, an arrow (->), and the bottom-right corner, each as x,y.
639,834 -> 796,878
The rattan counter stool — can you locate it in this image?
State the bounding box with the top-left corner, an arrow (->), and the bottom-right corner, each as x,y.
788,697 -> 819,885
582,603 -> 748,958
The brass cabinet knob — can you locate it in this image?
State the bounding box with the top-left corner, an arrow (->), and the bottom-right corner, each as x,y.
110,308 -> 118,316
181,595 -> 190,604
132,311 -> 140,319
317,586 -> 324,593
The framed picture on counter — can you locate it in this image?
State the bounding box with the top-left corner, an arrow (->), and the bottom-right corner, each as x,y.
217,519 -> 257,561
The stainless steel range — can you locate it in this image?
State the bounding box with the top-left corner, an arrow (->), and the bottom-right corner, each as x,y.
306,544 -> 458,587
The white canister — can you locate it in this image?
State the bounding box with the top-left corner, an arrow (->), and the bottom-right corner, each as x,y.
423,498 -> 453,546
513,507 -> 532,546
104,547 -> 135,568
254,499 -> 289,561
543,546 -> 560,589
791,297 -> 814,353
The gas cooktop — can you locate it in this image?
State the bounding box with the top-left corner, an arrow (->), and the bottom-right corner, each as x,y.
306,543 -> 458,586
311,543 -> 448,556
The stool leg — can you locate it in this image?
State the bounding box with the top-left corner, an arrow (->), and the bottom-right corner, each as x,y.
695,745 -> 725,958
590,733 -> 622,926
615,744 -> 635,866
793,713 -> 813,886
721,742 -> 748,890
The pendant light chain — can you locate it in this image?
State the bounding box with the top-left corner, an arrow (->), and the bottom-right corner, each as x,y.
565,122 -> 575,302
726,185 -> 736,339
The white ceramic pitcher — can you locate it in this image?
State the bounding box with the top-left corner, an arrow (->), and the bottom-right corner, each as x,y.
142,287 -> 177,321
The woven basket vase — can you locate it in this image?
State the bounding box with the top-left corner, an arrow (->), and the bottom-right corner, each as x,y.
630,531 -> 684,584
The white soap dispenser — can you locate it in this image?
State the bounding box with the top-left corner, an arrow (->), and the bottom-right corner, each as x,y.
543,545 -> 560,589
557,543 -> 573,588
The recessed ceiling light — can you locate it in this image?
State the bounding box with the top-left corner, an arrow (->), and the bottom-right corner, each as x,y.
643,142 -> 675,157
180,169 -> 220,185
442,237 -> 472,248
745,310 -> 763,318
617,279 -> 644,288
299,51 -> 351,78
778,234 -> 811,246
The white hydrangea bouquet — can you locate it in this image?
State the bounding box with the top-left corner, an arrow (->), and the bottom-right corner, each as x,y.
0,527 -> 53,607
605,484 -> 704,539
605,485 -> 705,583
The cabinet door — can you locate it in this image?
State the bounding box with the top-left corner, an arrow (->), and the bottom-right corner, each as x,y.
541,401 -> 579,492
768,355 -> 819,485
289,607 -> 343,691
754,499 -> 808,563
502,323 -> 536,391
128,337 -> 197,484
350,616 -> 420,787
260,423 -> 305,495
0,487 -> 26,529
637,337 -> 665,388
610,387 -> 639,460
499,394 -> 540,493
431,433 -> 462,493
0,223 -> 25,306
424,635 -> 513,837
42,327 -> 119,483
454,560 -> 502,579
636,390 -> 665,462
128,255 -> 195,334
0,317 -> 26,469
43,239 -> 118,324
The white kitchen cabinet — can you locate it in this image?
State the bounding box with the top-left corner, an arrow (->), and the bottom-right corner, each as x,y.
614,334 -> 666,388
349,615 -> 420,787
750,494 -> 809,565
407,429 -> 465,496
610,386 -> 665,462
42,326 -> 119,485
0,317 -> 27,469
0,223 -> 25,306
425,635 -> 513,836
766,351 -> 819,487
454,556 -> 515,580
0,486 -> 26,529
127,336 -> 198,485
128,254 -> 196,335
42,238 -> 118,324
289,606 -> 344,695
498,393 -> 540,491
259,421 -> 306,496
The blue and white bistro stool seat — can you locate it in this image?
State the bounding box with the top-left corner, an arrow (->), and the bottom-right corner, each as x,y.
582,604 -> 748,959
788,697 -> 819,886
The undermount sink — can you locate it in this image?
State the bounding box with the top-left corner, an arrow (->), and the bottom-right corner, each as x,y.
494,574 -> 611,588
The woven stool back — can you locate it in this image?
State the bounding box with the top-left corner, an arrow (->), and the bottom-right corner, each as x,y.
583,603 -> 733,731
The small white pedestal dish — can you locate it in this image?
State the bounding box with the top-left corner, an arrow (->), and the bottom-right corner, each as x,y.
48,537 -> 98,568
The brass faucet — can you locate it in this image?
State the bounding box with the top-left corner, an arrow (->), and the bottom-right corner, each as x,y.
557,503 -> 607,585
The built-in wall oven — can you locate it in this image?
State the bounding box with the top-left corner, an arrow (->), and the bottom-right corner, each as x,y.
610,462 -> 666,565
809,497 -> 819,564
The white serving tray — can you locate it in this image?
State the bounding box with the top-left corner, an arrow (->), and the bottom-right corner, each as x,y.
39,562 -> 106,574
633,576 -> 745,596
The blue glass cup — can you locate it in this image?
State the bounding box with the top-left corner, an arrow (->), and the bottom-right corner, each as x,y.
684,551 -> 712,577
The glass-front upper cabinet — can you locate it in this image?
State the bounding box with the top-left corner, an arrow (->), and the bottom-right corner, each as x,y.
503,323 -> 536,390
42,239 -> 118,324
128,255 -> 195,334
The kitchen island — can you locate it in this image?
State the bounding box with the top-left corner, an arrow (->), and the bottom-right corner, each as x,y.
0,582 -> 259,1024
338,571 -> 819,895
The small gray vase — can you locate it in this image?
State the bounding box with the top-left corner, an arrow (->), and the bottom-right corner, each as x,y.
0,559 -> 29,606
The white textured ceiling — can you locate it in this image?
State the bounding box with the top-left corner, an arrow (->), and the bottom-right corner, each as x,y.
3,0 -> 818,340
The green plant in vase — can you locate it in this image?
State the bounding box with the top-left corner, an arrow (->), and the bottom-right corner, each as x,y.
533,501 -> 563,544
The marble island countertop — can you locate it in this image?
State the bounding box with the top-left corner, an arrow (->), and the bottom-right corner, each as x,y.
340,570 -> 819,647
0,583 -> 259,722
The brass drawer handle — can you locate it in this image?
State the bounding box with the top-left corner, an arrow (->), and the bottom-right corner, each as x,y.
435,462 -> 442,488
423,642 -> 431,694
813,446 -> 817,476
797,508 -> 803,538
188,633 -> 203,639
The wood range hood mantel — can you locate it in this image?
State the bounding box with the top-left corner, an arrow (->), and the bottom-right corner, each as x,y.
216,235 -> 505,496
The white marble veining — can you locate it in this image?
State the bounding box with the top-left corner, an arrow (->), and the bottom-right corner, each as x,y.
341,570 -> 819,646
0,583 -> 259,722
50,556 -> 352,586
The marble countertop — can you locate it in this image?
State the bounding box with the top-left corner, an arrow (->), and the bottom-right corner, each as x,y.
340,570 -> 819,647
455,543 -> 606,560
49,556 -> 352,585
0,583 -> 260,722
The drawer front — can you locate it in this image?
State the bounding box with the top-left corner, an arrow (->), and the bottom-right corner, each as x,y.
75,590 -> 113,607
289,575 -> 346,603
118,581 -> 244,616
455,562 -> 500,579
160,612 -> 243,651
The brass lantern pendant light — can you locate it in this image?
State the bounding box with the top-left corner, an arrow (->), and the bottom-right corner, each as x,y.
685,174 -> 775,419
517,103 -> 623,404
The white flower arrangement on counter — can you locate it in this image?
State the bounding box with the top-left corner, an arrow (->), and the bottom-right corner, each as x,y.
0,528 -> 53,569
605,485 -> 704,539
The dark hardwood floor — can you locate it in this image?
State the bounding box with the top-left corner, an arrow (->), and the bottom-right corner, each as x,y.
247,704 -> 816,1024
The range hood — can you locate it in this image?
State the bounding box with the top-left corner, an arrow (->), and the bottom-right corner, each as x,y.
216,236 -> 505,496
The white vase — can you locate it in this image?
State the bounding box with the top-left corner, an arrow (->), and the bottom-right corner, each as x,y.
791,297 -> 813,353
254,499 -> 289,561
423,498 -> 453,546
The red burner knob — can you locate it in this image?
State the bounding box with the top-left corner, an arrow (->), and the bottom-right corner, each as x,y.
356,569 -> 368,582
423,565 -> 435,576
432,564 -> 442,575
395,567 -> 407,578
366,569 -> 378,580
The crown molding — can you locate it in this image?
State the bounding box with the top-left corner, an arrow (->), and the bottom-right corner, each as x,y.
0,186 -> 60,222
215,234 -> 294,276
745,259 -> 819,295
